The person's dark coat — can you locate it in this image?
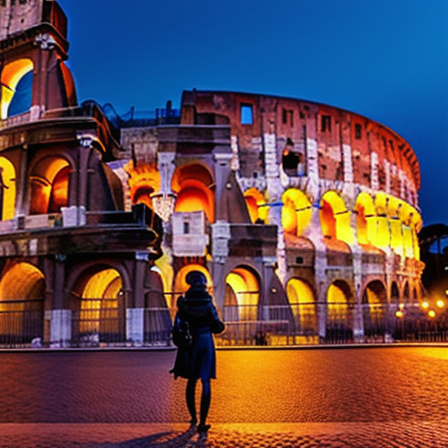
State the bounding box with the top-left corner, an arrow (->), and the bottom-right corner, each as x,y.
171,286 -> 225,381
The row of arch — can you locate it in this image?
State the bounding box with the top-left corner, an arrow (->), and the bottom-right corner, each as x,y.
246,187 -> 422,259
124,159 -> 422,261
0,155 -> 71,220
1,58 -> 34,120
0,259 -> 422,344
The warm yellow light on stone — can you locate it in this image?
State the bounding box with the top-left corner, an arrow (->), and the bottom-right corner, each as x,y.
244,188 -> 267,223
320,191 -> 353,244
1,58 -> 33,119
286,278 -> 317,332
282,188 -> 312,236
225,267 -> 259,321
0,156 -> 16,220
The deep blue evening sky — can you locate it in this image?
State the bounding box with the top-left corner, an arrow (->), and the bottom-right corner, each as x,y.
58,0 -> 447,227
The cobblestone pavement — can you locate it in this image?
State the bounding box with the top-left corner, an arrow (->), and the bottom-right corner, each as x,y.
1,421 -> 447,448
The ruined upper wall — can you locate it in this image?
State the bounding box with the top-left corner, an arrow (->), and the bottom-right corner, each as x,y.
0,0 -> 67,41
181,90 -> 421,200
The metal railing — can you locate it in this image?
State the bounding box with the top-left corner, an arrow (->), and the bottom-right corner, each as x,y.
1,300 -> 446,348
71,301 -> 125,347
144,307 -> 172,346
0,300 -> 44,348
215,303 -> 448,346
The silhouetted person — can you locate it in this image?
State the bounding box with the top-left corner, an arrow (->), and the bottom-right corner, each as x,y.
171,270 -> 225,433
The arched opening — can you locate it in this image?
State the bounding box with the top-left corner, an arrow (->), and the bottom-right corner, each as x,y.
1,58 -> 33,119
320,191 -> 353,244
362,280 -> 388,339
0,262 -> 45,346
244,188 -> 268,224
403,283 -> 410,305
144,267 -> 172,344
224,266 -> 260,321
29,157 -> 71,215
371,193 -> 390,249
391,282 -> 400,304
282,189 -> 312,236
286,278 -> 317,334
125,161 -> 160,212
326,280 -> 354,341
354,192 -> 376,246
172,164 -> 215,222
71,267 -> 125,345
0,156 -> 16,221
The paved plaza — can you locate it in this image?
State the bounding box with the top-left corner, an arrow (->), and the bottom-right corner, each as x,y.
1,421 -> 448,447
1,346 -> 447,447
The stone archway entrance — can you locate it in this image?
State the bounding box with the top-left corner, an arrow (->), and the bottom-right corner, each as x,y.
326,280 -> 354,342
0,262 -> 45,347
362,280 -> 388,340
70,266 -> 125,346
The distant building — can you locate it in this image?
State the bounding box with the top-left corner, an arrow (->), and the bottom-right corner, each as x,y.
0,0 -> 425,347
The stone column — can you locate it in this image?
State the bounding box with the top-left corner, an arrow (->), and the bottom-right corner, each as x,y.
210,221 -> 231,311
126,308 -> 145,345
49,309 -> 72,347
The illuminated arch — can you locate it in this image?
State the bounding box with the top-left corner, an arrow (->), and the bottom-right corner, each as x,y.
125,161 -> 160,211
354,192 -> 376,246
286,278 -> 317,333
0,262 -> 45,343
29,156 -> 71,214
320,191 -> 353,244
0,157 -> 16,221
225,266 -> 260,321
391,282 -> 400,304
373,192 -> 422,259
362,280 -> 387,338
326,280 -> 354,338
244,188 -> 268,223
172,163 -> 215,222
0,262 -> 45,300
1,59 -> 34,119
72,267 -> 124,342
282,189 -> 312,236
403,282 -> 410,304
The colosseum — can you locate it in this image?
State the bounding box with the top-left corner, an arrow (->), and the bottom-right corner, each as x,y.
0,0 -> 424,347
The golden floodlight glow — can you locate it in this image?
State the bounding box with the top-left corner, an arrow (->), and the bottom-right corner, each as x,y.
1,59 -> 33,119
226,267 -> 259,320
428,310 -> 436,318
320,191 -> 353,244
395,310 -> 404,318
422,301 -> 429,309
0,156 -> 16,220
244,188 -> 267,223
355,192 -> 375,246
436,300 -> 445,308
286,278 -> 317,332
281,188 -> 312,236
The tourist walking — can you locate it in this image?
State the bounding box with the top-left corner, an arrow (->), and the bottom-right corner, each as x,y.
170,270 -> 225,433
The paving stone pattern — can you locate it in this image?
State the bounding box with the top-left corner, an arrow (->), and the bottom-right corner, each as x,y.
1,422 -> 448,448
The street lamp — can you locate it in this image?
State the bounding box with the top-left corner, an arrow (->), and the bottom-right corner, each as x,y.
436,300 -> 445,309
